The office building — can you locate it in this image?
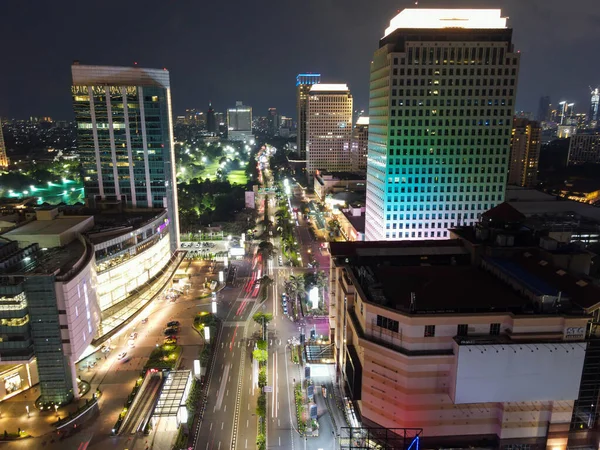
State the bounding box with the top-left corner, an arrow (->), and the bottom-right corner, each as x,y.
364,9 -> 520,241
351,117 -> 369,172
508,118 -> 541,187
306,84 -> 353,184
537,95 -> 551,122
71,64 -> 180,252
296,73 -> 321,159
227,101 -> 253,142
184,108 -> 205,127
0,119 -> 8,170
329,209 -> 599,448
267,107 -> 279,136
568,133 -> 600,164
590,87 -> 599,123
206,102 -> 216,134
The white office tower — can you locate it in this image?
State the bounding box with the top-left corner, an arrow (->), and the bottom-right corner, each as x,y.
227,101 -> 253,142
364,9 -> 520,241
306,84 -> 353,184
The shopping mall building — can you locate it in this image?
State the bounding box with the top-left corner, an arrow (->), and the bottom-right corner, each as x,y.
0,207 -> 181,405
329,205 -> 600,449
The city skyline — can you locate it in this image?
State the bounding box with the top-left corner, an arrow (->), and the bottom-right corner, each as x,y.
1,0 -> 598,120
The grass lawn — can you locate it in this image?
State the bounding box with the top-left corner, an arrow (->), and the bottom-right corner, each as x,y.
198,161 -> 248,185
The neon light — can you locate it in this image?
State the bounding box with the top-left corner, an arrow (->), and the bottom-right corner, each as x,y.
407,436 -> 420,450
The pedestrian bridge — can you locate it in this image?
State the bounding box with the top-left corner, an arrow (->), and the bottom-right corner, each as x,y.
305,343 -> 335,364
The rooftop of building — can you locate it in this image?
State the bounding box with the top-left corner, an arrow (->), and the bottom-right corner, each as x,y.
384,9 -> 507,37
364,264 -> 526,314
356,117 -> 369,126
315,171 -> 366,181
71,63 -> 170,88
3,215 -> 91,238
506,186 -> 600,222
310,84 -> 349,93
342,211 -> 365,234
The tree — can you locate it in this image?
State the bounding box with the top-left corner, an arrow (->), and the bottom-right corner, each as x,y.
252,348 -> 268,364
257,275 -> 274,302
257,241 -> 276,268
316,270 -> 328,308
287,274 -> 306,317
253,312 -> 273,340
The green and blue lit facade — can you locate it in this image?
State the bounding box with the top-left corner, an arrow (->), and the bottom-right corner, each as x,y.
365,19 -> 520,241
71,64 -> 180,251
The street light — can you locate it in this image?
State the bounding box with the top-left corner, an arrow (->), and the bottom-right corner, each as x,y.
26,405 -> 29,418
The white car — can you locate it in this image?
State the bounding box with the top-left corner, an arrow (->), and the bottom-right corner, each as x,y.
129,332 -> 138,340
117,352 -> 127,360
101,345 -> 111,353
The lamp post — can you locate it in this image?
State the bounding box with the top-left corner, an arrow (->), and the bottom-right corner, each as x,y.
54,404 -> 59,418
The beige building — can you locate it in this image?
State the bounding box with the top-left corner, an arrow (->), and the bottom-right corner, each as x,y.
351,117 -> 369,172
508,118 -> 541,187
329,236 -> 596,449
296,73 -> 321,159
306,84 -> 353,185
0,119 -> 8,170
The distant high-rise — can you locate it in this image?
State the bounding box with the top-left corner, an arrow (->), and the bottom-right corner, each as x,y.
296,73 -> 321,159
267,108 -> 279,136
306,84 -> 353,183
0,119 -> 8,170
537,96 -> 551,122
227,101 -> 253,142
364,9 -> 520,241
206,102 -> 216,133
590,87 -> 599,123
71,63 -> 180,251
508,118 -> 541,188
351,117 -> 369,172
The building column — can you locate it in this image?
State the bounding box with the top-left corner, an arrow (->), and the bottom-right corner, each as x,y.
70,358 -> 80,399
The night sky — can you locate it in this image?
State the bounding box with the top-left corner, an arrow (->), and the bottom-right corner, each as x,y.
1,0 -> 598,120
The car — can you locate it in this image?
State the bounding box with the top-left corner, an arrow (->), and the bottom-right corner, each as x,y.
128,339 -> 136,348
164,336 -> 177,344
164,327 -> 178,336
129,332 -> 138,340
167,321 -> 180,327
141,318 -> 148,324
283,307 -> 288,315
117,352 -> 127,360
101,345 -> 111,353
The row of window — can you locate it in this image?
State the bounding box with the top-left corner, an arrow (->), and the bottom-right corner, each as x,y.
392,66 -> 516,77
400,49 -> 517,67
375,316 -> 503,337
386,146 -> 508,156
386,210 -> 489,221
386,231 -> 449,239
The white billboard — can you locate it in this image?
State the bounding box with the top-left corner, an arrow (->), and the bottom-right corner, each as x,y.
451,342 -> 586,404
230,247 -> 245,257
245,191 -> 255,209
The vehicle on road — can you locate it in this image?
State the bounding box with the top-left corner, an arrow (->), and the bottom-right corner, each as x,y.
129,332 -> 138,340
167,321 -> 180,327
101,345 -> 111,353
128,339 -> 136,348
164,336 -> 177,344
141,318 -> 148,324
117,351 -> 127,360
164,327 -> 178,336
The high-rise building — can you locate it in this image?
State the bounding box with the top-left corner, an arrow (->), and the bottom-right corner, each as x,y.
306,84 -> 353,183
568,133 -> 600,164
296,73 -> 321,160
351,116 -> 369,172
0,119 -> 8,170
267,107 -> 279,136
227,101 -> 253,142
206,102 -> 216,134
71,63 -> 180,251
364,9 -> 520,241
537,95 -> 551,122
184,108 -> 205,127
590,87 -> 599,123
508,118 -> 541,187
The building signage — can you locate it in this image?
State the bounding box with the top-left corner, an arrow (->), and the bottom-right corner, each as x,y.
564,326 -> 586,340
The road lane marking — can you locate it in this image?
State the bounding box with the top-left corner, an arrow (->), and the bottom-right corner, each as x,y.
215,363 -> 230,410
210,422 -> 213,430
221,422 -> 224,430
246,419 -> 249,428
226,389 -> 229,396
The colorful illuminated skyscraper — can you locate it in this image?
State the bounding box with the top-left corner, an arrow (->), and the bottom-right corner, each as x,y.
296,73 -> 321,159
71,63 -> 180,251
364,9 -> 520,241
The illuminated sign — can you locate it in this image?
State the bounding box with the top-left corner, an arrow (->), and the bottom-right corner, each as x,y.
564,326 -> 586,340
230,247 -> 245,257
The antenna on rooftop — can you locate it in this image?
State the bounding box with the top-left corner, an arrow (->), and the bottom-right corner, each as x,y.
410,292 -> 416,312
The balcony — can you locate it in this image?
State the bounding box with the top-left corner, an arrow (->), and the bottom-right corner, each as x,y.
348,308 -> 453,357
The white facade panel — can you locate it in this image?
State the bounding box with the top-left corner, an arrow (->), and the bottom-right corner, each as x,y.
452,342 -> 586,404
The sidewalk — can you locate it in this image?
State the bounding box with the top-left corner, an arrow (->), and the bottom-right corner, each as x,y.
0,384 -> 93,438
